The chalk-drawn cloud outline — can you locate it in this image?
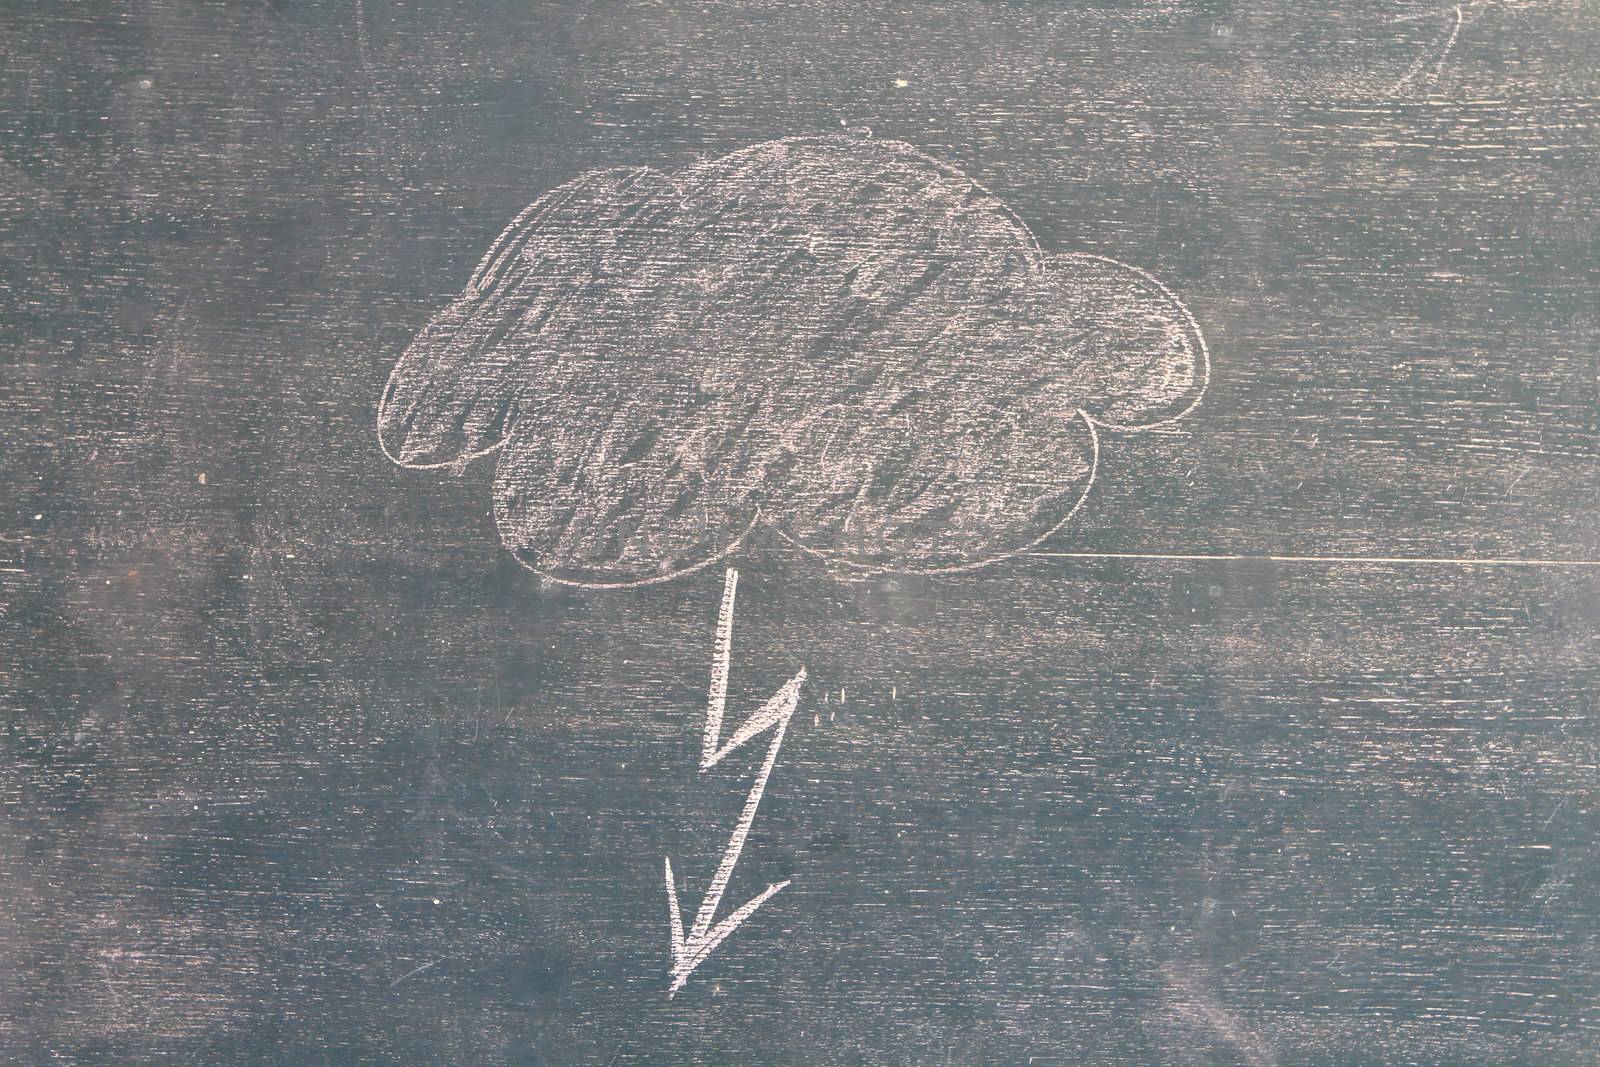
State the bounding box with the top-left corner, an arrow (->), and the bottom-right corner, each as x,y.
378,134 -> 1209,588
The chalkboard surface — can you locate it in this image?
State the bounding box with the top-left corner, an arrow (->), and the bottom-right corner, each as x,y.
4,2 -> 1598,1064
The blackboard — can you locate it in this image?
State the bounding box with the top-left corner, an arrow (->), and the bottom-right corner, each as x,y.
4,2 -> 1598,1063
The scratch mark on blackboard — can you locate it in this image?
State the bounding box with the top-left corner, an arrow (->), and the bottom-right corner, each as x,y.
1029,549 -> 1600,568
389,959 -> 441,987
1541,796 -> 1566,831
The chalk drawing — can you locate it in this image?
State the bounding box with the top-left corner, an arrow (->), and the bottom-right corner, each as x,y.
377,132 -> 1209,588
664,568 -> 805,994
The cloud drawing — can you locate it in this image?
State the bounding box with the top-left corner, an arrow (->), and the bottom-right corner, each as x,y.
378,134 -> 1208,588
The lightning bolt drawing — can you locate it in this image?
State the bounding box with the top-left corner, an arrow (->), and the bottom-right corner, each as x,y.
664,567 -> 806,995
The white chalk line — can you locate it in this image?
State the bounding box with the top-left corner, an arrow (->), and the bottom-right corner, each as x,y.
701,566 -> 739,767
1391,4 -> 1464,96
1026,550 -> 1600,568
666,566 -> 805,995
1433,5 -> 1465,83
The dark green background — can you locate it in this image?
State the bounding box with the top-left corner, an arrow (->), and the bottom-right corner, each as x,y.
3,1 -> 1597,1062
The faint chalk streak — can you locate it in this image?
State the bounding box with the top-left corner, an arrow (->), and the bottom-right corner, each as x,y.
1163,965 -> 1277,1067
1391,4 -> 1464,96
1028,550 -> 1600,568
389,959 -> 442,987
